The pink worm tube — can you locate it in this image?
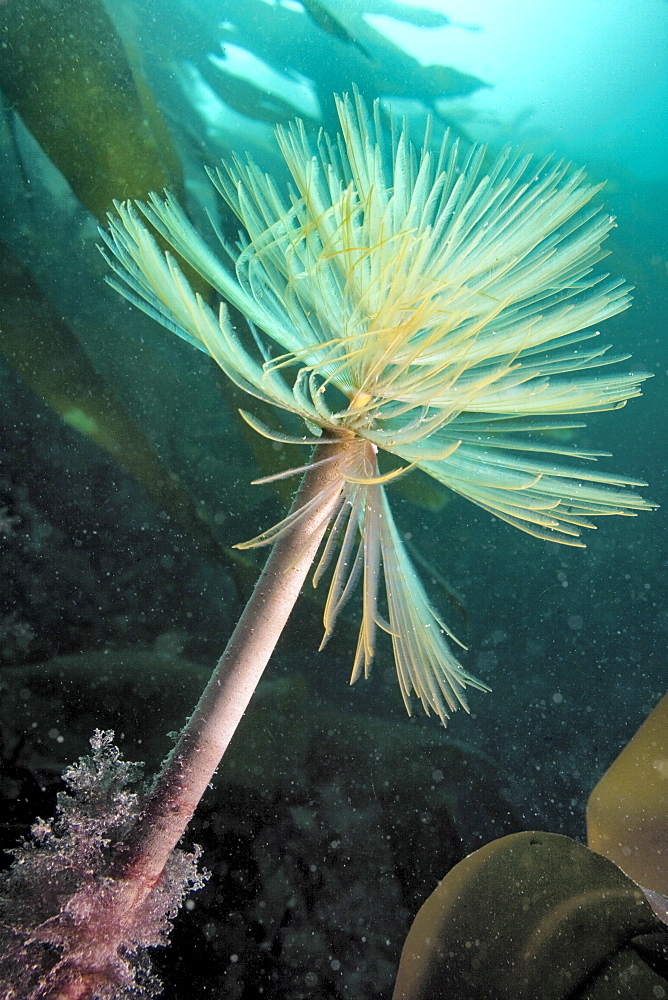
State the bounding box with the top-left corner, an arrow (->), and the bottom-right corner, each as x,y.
42,436 -> 352,999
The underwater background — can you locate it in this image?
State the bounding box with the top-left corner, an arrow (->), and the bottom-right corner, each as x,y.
0,1 -> 666,997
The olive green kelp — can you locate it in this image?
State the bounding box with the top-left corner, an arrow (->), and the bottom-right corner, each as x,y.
0,0 -> 181,221
0,0 -> 241,572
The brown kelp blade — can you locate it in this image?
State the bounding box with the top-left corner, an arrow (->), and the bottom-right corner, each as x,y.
0,0 -> 181,223
393,831 -> 666,1000
587,692 -> 668,898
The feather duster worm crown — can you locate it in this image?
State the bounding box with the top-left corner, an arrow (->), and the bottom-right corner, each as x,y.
101,91 -> 652,725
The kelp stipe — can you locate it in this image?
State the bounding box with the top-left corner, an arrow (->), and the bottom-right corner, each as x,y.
1,92 -> 653,997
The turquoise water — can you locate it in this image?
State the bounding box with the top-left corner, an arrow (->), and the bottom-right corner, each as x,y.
0,2 -> 666,997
